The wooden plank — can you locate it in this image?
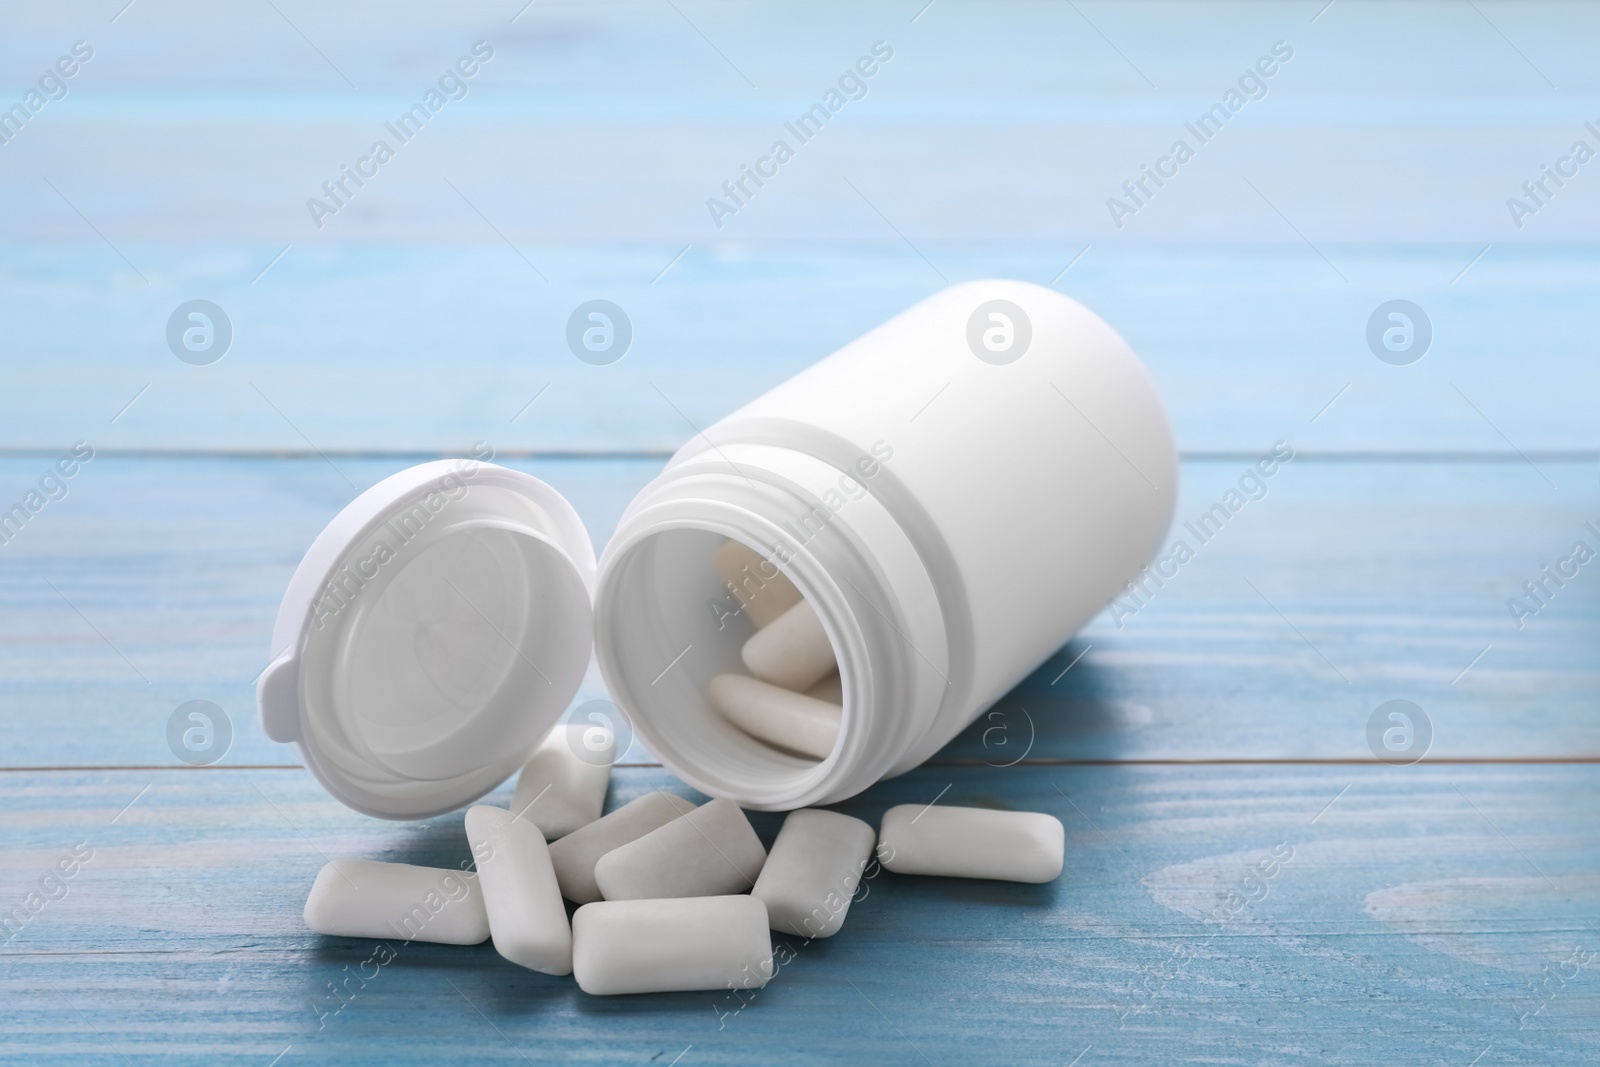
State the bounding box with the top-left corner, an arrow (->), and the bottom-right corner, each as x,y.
1,455 -> 1594,769
1,763 -> 1595,1064
0,454 -> 655,770
2,1 -> 1597,246
4,244 -> 1599,453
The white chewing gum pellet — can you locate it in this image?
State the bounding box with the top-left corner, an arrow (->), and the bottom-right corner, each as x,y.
547,791 -> 696,904
510,723 -> 612,841
807,671 -> 843,704
712,539 -> 802,628
877,805 -> 1064,884
572,895 -> 773,996
464,806 -> 572,975
593,797 -> 767,900
303,858 -> 489,944
741,598 -> 836,692
752,809 -> 876,938
709,674 -> 842,760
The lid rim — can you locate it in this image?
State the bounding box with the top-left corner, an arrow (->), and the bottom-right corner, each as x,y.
258,460 -> 596,820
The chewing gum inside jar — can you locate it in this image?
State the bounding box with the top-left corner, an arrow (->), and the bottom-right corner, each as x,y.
706,540 -> 843,762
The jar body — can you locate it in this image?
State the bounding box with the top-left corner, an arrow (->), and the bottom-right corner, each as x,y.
594,280 -> 1176,809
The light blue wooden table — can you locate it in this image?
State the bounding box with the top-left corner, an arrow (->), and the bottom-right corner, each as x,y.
3,2 -> 1598,1063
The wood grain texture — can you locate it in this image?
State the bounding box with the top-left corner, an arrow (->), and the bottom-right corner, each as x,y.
1,764 -> 1595,1065
1,455 -> 1594,769
2,1 -> 1597,245
4,244 -> 1598,453
2,2 -> 1596,1061
1,3 -> 1598,451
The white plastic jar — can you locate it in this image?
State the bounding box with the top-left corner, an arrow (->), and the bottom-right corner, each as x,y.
258,280 -> 1176,818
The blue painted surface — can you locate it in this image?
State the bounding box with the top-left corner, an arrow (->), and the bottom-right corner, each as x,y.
3,764 -> 1597,1064
1,455 -> 1595,769
6,244 -> 1600,452
2,2 -> 1598,1063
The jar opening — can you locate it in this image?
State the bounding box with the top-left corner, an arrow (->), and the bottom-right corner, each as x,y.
596,525 -> 851,809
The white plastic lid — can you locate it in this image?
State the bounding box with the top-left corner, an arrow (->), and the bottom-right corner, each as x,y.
257,460 -> 595,819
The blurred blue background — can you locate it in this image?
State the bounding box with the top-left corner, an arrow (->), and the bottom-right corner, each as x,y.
2,0 -> 1596,454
